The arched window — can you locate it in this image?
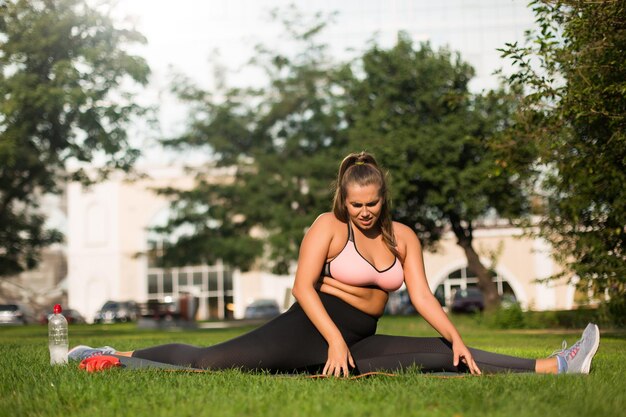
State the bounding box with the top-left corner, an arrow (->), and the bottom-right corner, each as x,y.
85,203 -> 108,247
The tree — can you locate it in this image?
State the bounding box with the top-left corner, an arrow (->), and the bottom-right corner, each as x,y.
498,0 -> 625,309
157,7 -> 347,273
0,0 -> 150,276
157,16 -> 528,312
338,35 -> 527,310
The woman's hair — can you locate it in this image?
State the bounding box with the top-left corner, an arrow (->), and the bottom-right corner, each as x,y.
332,151 -> 398,257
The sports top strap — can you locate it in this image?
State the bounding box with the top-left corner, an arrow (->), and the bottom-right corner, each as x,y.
347,220 -> 354,242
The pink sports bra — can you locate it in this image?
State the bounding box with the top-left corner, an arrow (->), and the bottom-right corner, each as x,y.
321,221 -> 404,292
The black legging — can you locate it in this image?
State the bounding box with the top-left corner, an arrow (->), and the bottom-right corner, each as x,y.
133,292 -> 535,374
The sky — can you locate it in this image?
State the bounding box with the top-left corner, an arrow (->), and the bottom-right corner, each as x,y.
110,0 -> 536,165
112,0 -> 331,164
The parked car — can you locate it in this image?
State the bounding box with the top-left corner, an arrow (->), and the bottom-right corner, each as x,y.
141,299 -> 179,321
0,303 -> 37,325
93,300 -> 140,323
451,288 -> 485,313
40,308 -> 86,325
244,299 -> 280,319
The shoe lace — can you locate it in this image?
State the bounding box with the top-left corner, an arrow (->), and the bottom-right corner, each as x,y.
549,339 -> 582,360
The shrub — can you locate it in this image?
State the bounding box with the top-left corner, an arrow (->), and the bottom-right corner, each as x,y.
474,304 -> 527,329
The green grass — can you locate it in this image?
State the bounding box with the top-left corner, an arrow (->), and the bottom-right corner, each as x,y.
1,316 -> 625,417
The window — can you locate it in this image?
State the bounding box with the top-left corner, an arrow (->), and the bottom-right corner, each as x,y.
146,264 -> 235,320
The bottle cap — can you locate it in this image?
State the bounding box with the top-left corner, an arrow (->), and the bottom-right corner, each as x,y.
53,304 -> 62,314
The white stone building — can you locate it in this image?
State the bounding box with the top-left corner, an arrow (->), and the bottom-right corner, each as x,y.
65,166 -> 577,322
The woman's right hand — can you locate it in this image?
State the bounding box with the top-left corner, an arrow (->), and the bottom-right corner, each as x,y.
323,339 -> 355,377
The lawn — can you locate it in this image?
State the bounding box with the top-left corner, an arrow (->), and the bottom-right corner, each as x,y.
1,315 -> 624,417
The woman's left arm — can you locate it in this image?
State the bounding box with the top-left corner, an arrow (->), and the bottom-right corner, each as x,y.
397,224 -> 482,375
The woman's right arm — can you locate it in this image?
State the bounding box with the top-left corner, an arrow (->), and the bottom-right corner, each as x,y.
291,213 -> 355,377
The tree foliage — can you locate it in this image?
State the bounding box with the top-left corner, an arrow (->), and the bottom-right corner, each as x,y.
158,8 -> 347,273
0,0 -> 150,276
499,0 -> 626,303
339,35 -> 526,309
159,14 -> 526,312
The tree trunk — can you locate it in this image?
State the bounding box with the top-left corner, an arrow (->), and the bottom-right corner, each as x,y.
448,214 -> 501,311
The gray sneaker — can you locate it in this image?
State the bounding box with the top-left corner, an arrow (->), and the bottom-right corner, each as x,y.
68,345 -> 117,361
552,323 -> 600,374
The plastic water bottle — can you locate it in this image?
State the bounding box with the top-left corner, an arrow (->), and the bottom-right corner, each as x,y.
48,304 -> 68,365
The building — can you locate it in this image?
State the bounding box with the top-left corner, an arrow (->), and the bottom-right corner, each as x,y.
0,194 -> 67,314
66,165 -> 577,322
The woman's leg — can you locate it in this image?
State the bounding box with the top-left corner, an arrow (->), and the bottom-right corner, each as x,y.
350,335 -> 539,374
351,323 -> 600,375
107,346 -> 554,373
132,293 -> 377,372
132,306 -> 327,371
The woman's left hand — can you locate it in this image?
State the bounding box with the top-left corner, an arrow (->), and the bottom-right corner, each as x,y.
452,340 -> 482,375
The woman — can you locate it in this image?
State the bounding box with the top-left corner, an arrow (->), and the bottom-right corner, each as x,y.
69,152 -> 600,376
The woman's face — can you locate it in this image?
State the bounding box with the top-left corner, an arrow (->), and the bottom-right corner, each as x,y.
344,182 -> 383,230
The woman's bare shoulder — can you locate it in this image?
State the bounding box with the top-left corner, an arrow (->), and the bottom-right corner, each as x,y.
392,221 -> 412,233
303,212 -> 345,249
392,221 -> 421,247
309,212 -> 345,233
